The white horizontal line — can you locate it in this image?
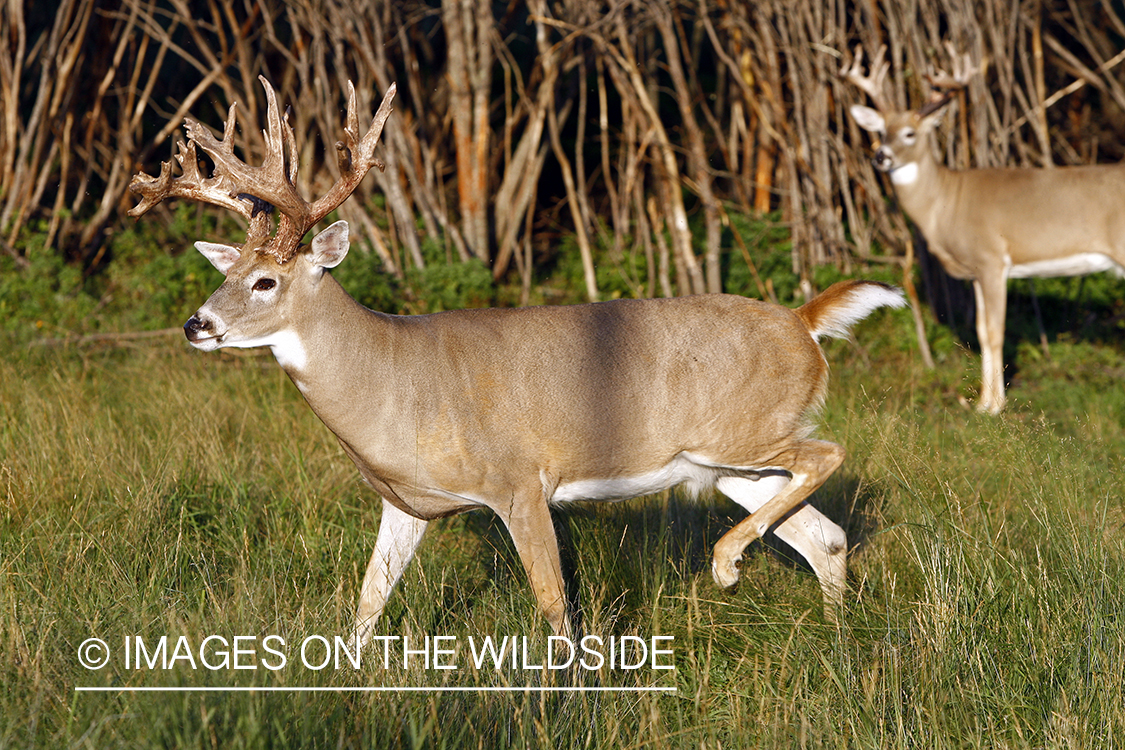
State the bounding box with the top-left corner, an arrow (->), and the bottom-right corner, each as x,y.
75,686 -> 676,693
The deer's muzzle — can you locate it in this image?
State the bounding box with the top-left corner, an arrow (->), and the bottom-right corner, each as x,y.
872,148 -> 894,172
184,315 -> 213,342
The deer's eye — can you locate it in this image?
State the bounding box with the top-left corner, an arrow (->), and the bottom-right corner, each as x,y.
901,128 -> 916,144
252,278 -> 277,292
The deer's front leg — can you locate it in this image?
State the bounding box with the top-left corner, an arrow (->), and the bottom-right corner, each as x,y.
353,498 -> 429,651
973,274 -> 1009,415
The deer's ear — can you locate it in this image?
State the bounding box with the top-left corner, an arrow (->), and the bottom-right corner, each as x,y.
849,105 -> 885,134
310,220 -> 350,269
195,241 -> 242,275
918,107 -> 949,132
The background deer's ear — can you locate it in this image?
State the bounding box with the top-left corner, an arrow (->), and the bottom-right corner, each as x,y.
310,220 -> 350,269
919,106 -> 949,132
195,242 -> 242,275
849,105 -> 885,133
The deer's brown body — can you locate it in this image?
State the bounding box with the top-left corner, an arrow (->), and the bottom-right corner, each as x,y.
132,78 -> 904,648
305,294 -> 828,520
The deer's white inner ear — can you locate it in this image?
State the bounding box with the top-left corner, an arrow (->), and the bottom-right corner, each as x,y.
849,104 -> 885,134
195,241 -> 242,275
310,220 -> 350,269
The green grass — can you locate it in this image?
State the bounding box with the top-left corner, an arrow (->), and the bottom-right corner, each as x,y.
2,300 -> 1124,748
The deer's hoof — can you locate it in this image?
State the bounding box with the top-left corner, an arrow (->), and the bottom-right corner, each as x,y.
711,553 -> 742,591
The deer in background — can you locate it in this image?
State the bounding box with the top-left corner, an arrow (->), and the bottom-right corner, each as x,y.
843,45 -> 1125,414
130,77 -> 905,649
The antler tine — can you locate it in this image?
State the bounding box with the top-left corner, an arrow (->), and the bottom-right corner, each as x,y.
255,76 -> 307,219
128,133 -> 255,221
180,78 -> 308,226
130,78 -> 397,264
344,81 -> 362,156
283,104 -> 298,185
306,81 -> 397,228
924,43 -> 979,91
840,44 -> 890,112
920,44 -> 979,116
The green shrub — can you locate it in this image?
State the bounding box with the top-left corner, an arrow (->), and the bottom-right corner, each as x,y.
0,239 -> 97,339
405,253 -> 494,313
330,245 -> 403,314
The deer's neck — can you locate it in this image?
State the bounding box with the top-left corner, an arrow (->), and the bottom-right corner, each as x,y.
272,276 -> 400,431
891,151 -> 954,236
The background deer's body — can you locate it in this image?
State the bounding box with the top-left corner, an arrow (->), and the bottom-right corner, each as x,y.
885,133 -> 1125,282
133,77 -> 905,649
845,47 -> 1125,414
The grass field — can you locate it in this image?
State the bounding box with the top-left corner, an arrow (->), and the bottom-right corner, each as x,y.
2,291 -> 1124,748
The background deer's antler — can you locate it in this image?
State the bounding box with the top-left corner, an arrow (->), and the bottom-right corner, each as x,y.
129,77 -> 396,264
839,44 -> 891,112
920,43 -> 979,116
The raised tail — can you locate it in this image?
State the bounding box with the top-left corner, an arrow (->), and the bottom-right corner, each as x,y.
795,280 -> 906,342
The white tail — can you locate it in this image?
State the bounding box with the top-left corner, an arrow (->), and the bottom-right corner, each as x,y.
844,44 -> 1125,414
131,78 -> 906,648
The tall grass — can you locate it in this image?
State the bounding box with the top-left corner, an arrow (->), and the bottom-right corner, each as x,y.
2,306 -> 1124,748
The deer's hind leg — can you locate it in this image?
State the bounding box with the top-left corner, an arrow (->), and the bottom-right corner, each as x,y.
715,472 -> 847,613
711,440 -> 846,605
497,490 -> 572,638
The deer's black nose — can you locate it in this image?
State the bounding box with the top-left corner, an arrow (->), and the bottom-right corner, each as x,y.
184,316 -> 211,340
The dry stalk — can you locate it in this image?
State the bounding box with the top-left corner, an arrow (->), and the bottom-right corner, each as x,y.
3,0 -> 1123,312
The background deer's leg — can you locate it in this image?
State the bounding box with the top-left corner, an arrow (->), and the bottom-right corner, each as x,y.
973,273 -> 1009,414
711,440 -> 845,593
716,475 -> 847,613
499,492 -> 572,638
353,498 -> 429,649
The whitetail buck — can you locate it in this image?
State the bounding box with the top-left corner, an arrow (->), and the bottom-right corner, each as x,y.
844,45 -> 1125,414
130,77 -> 904,649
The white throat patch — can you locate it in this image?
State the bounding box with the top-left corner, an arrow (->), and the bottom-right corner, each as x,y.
890,162 -> 919,185
269,330 -> 308,371
228,329 -> 308,371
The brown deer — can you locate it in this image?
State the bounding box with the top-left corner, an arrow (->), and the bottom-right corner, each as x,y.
844,45 -> 1125,414
130,77 -> 905,649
